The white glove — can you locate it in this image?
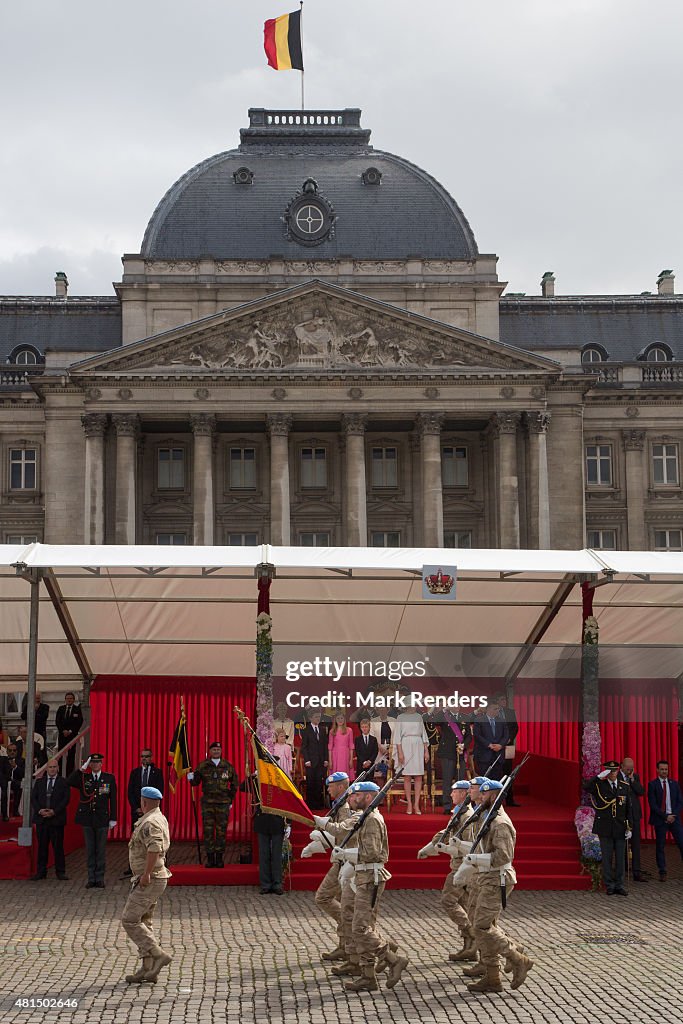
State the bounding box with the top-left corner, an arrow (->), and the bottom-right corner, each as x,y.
80,756 -> 91,772
466,852 -> 492,872
625,830 -> 632,840
454,839 -> 473,854
332,846 -> 358,864
108,821 -> 117,830
417,842 -> 439,859
598,769 -> 611,780
302,840 -> 324,858
339,861 -> 355,884
453,860 -> 476,886
313,815 -> 330,828
284,825 -> 291,840
187,771 -> 195,781
310,829 -> 334,846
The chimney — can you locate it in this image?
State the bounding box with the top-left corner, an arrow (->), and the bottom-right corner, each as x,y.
657,269 -> 675,296
55,271 -> 69,298
541,271 -> 555,298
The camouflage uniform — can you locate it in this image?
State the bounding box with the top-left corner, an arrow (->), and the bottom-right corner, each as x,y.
190,758 -> 238,862
430,805 -> 477,948
470,806 -> 518,966
314,803 -> 356,944
323,810 -> 363,965
121,807 -> 172,964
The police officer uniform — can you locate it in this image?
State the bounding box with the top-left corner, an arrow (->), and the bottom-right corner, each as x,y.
67,753 -> 117,888
583,758 -> 632,895
121,786 -> 172,985
189,742 -> 238,867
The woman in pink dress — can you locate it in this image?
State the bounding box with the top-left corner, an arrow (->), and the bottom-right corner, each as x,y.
328,713 -> 355,779
273,728 -> 293,779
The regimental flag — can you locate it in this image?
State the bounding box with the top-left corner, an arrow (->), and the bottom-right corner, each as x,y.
168,701 -> 191,794
252,733 -> 315,825
264,10 -> 304,71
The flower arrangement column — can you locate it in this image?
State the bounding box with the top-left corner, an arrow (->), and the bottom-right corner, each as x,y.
255,563 -> 275,750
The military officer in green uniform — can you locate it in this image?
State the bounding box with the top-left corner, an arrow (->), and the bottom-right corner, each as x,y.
188,741 -> 238,867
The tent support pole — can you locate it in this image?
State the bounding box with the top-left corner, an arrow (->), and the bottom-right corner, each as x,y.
503,578 -> 577,696
19,569 -> 42,844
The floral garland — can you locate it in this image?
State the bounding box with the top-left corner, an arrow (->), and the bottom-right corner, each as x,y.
574,612 -> 603,888
255,612 -> 275,751
575,806 -> 603,890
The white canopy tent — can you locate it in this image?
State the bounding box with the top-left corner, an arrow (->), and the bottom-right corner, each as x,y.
1,544 -> 683,691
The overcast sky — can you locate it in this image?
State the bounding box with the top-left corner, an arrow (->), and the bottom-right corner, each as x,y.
1,1 -> 681,298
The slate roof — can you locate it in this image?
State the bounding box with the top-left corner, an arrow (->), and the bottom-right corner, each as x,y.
0,298 -> 122,363
499,297 -> 683,361
140,109 -> 478,261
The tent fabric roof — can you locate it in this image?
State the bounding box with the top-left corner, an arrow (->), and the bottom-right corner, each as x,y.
1,544 -> 682,690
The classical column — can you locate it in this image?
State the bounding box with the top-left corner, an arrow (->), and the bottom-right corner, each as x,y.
490,412 -> 521,549
342,414 -> 367,546
112,414 -> 139,544
546,402 -> 585,549
81,413 -> 108,544
622,429 -> 646,550
267,414 -> 292,545
526,412 -> 551,549
417,413 -> 445,547
191,414 -> 216,545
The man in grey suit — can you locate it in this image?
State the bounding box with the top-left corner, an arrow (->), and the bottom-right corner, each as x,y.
620,757 -> 647,882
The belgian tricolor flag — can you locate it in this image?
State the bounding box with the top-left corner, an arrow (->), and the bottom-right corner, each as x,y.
252,734 -> 315,826
264,10 -> 304,71
168,700 -> 191,793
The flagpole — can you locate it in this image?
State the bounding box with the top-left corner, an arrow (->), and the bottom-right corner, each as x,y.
300,2 -> 305,111
184,695 -> 202,864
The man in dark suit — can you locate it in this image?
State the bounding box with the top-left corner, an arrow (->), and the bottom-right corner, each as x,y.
30,760 -> 70,880
437,713 -> 472,813
15,726 -> 47,768
620,756 -> 646,881
472,699 -> 509,781
0,743 -> 24,819
354,719 -> 379,778
127,749 -> 165,830
647,760 -> 683,881
495,692 -> 520,806
55,692 -> 84,775
300,711 -> 329,809
67,752 -> 117,888
583,759 -> 632,895
21,692 -> 50,743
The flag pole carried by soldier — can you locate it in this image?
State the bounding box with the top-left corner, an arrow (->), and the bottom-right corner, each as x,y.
187,740 -> 239,868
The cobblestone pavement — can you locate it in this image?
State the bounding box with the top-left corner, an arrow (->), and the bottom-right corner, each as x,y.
2,843 -> 682,1024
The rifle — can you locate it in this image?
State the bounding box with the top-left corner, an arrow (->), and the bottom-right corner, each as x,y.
437,752 -> 504,844
313,755 -> 390,852
337,767 -> 404,849
468,751 -> 531,908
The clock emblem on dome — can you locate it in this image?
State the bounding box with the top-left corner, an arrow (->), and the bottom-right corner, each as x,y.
284,178 -> 335,246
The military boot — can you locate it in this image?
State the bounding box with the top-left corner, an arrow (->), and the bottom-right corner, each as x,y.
507,950 -> 534,990
384,949 -> 409,990
125,958 -> 152,984
344,964 -> 378,993
449,930 -> 478,962
331,955 -> 361,977
321,944 -> 346,962
143,947 -> 173,983
206,852 -> 215,868
504,943 -> 525,974
466,965 -> 504,993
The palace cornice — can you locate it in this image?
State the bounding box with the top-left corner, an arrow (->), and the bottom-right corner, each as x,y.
69,372 -> 556,389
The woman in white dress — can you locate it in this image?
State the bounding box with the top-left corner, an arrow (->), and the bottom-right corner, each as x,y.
393,710 -> 429,814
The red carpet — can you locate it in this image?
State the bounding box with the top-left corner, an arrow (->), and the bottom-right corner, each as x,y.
0,795 -> 84,880
289,793 -> 591,892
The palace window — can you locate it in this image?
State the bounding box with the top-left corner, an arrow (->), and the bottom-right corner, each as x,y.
156,533 -> 187,545
371,447 -> 398,488
587,529 -> 617,550
371,531 -> 401,547
442,446 -> 468,487
13,348 -> 38,365
9,448 -> 37,490
300,447 -> 327,488
229,447 -> 257,489
581,346 -> 605,364
299,531 -> 331,546
228,532 -> 259,546
652,443 -> 679,485
5,534 -> 38,545
444,530 -> 472,549
654,529 -> 683,551
157,448 -> 185,490
646,345 -> 672,362
585,444 -> 612,486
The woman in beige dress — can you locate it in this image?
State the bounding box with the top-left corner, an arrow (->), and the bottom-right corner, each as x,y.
393,710 -> 429,814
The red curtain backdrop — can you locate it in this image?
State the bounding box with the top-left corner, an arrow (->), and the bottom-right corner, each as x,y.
90,675 -> 256,843
599,679 -> 679,840
514,679 -> 581,762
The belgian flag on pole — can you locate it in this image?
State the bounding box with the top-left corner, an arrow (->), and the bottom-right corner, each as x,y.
264,9 -> 304,71
168,700 -> 191,793
252,734 -> 315,825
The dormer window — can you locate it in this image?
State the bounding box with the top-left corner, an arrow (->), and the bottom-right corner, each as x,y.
233,167 -> 254,185
362,167 -> 382,186
581,346 -> 606,364
8,345 -> 42,366
646,345 -> 672,362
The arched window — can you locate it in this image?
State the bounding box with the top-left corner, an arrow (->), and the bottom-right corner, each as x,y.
581,346 -> 605,364
646,345 -> 671,362
8,346 -> 41,365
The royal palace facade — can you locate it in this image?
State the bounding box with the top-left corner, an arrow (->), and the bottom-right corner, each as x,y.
1,108 -> 682,554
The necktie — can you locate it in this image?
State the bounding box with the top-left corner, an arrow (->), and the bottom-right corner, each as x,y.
314,727 -> 318,739
66,706 -> 71,721
365,736 -> 368,746
662,780 -> 668,812
46,779 -> 53,807
143,767 -> 148,787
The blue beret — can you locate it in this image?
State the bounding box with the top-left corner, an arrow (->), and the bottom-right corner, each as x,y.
326,771 -> 349,785
479,779 -> 504,793
451,780 -> 470,790
141,786 -> 163,800
471,776 -> 488,786
350,781 -> 380,794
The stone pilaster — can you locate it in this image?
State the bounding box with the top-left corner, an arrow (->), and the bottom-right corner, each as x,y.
112,414 -> 139,544
342,414 -> 367,546
81,413 -> 108,544
267,414 -> 292,545
191,413 -> 217,545
622,429 -> 646,550
417,413 -> 444,547
525,412 -> 551,549
489,412 -> 521,549
546,403 -> 585,549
